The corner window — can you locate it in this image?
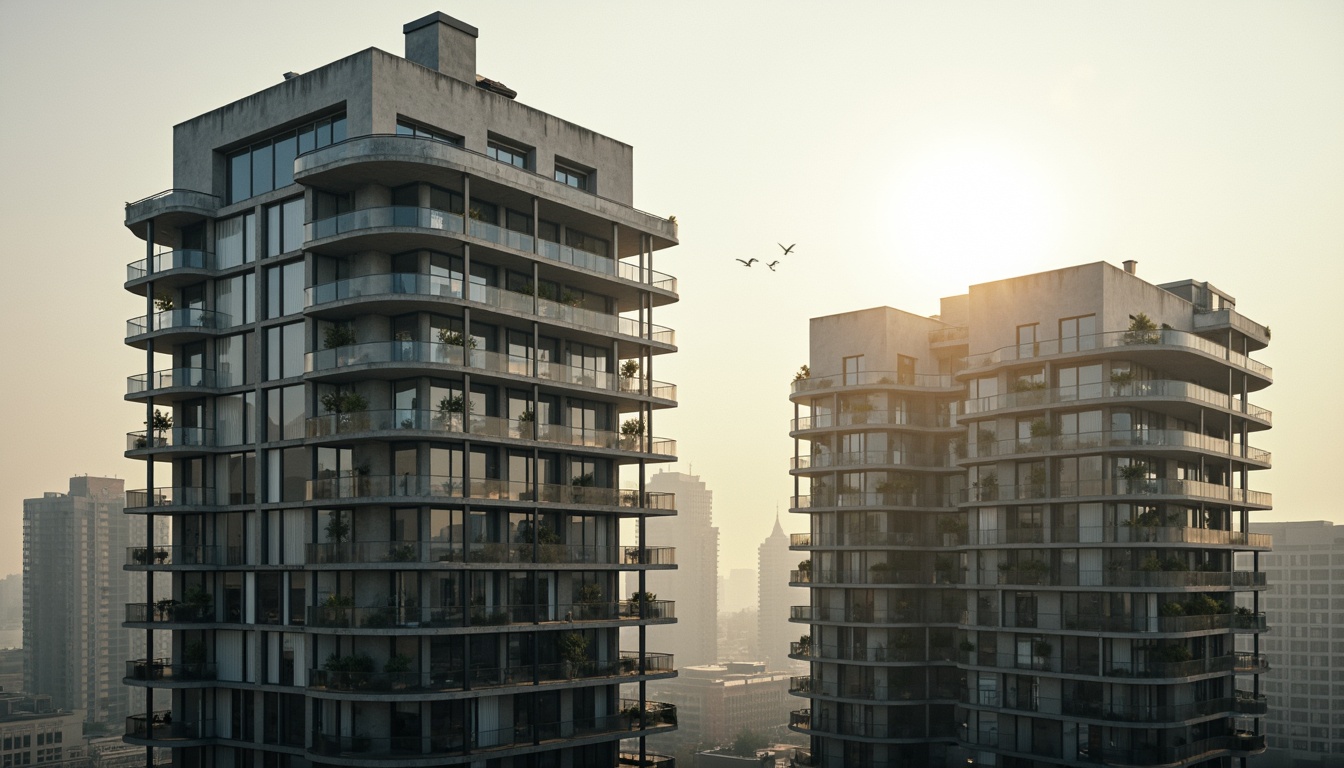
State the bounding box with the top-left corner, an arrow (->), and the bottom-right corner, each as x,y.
227,113 -> 346,205
487,140 -> 529,169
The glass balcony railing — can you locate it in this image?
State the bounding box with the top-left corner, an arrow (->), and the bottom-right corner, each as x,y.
303,202 -> 677,292
962,650 -> 1239,679
126,308 -> 231,338
958,477 -> 1271,507
961,428 -> 1270,464
304,342 -> 676,397
304,409 -> 674,454
792,370 -> 955,395
792,410 -> 953,430
989,568 -> 1265,589
792,449 -> 951,470
962,378 -> 1272,424
968,525 -> 1271,548
792,490 -> 957,510
790,605 -> 954,625
127,249 -> 213,281
126,428 -> 214,452
792,568 -> 965,586
788,709 -> 927,739
125,658 -> 217,682
305,474 -> 674,511
303,540 -> 664,566
789,531 -> 956,548
306,599 -> 673,629
125,602 -> 217,624
125,545 -> 237,567
961,328 -> 1272,379
127,367 -> 216,394
993,610 -> 1268,634
126,487 -> 216,509
306,652 -> 672,694
125,712 -> 213,741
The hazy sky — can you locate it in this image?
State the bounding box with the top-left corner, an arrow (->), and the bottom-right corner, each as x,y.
0,1 -> 1340,575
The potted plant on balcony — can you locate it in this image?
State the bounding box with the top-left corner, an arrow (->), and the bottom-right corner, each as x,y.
323,323 -> 357,365
155,597 -> 179,622
796,559 -> 812,582
938,516 -> 967,546
324,510 -> 350,556
182,585 -> 213,621
1122,312 -> 1161,345
132,547 -> 150,565
319,390 -> 369,432
576,582 -> 605,620
619,359 -> 641,391
797,634 -> 813,656
183,639 -> 207,678
619,417 -> 645,450
437,394 -> 467,431
793,364 -> 810,382
631,591 -> 659,618
145,409 -> 173,447
1109,368 -> 1136,396
436,328 -> 476,363
1033,641 -> 1053,663
154,294 -> 174,312
972,473 -> 998,501
383,653 -> 413,689
557,631 -> 589,679
515,408 -> 534,439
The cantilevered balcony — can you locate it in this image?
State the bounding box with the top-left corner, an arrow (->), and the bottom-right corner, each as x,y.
305,475 -> 675,514
125,544 -> 239,568
303,539 -> 673,568
967,525 -> 1271,549
960,428 -> 1270,467
792,370 -> 956,395
125,487 -> 217,512
958,478 -> 1271,509
306,599 -> 674,630
305,409 -> 677,452
124,188 -> 219,240
306,651 -> 674,696
126,367 -> 217,401
306,342 -> 677,391
961,378 -> 1271,427
124,658 -> 218,685
126,308 -> 231,346
125,711 -> 214,745
125,428 -> 214,457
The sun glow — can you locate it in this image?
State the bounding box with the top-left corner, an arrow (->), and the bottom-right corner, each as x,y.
891,145 -> 1060,287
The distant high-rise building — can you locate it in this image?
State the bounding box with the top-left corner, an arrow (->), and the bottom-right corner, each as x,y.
646,471 -> 719,667
23,476 -> 141,726
788,262 -> 1271,766
0,573 -> 21,635
757,516 -> 796,671
1239,521 -> 1341,767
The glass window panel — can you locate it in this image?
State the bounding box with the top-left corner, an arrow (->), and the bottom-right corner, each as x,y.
298,126 -> 315,155
251,143 -> 273,197
267,204 -> 282,258
272,135 -> 297,189
282,446 -> 305,503
331,115 -> 346,144
282,198 -> 304,253
315,119 -> 332,148
283,260 -> 304,315
267,326 -> 282,381
266,388 -> 282,442
218,334 -> 244,387
266,265 -> 282,319
282,385 -> 304,440
230,151 -> 251,205
282,322 -> 304,379
217,215 -> 245,269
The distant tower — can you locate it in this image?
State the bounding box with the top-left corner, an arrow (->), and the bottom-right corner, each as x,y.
23,476 -> 141,724
647,471 -> 719,666
757,514 -> 795,669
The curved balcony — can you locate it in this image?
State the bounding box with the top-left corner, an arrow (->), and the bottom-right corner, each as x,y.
125,428 -> 215,457
305,474 -> 675,513
305,409 -> 676,454
997,610 -> 1268,635
790,605 -> 955,626
967,694 -> 1237,726
126,368 -> 217,400
968,525 -> 1272,549
788,709 -> 926,740
963,651 -> 1237,680
792,370 -> 956,395
959,478 -> 1271,509
1233,690 -> 1268,715
306,599 -> 674,631
294,134 -> 678,247
962,378 -> 1271,428
791,409 -> 954,432
789,641 -> 930,665
304,539 -> 673,568
792,568 -> 964,586
305,342 -> 676,395
792,449 -> 953,471
990,567 -> 1265,589
1194,307 -> 1270,350
1071,734 -> 1259,766
125,188 -> 219,241
126,308 -> 231,346
125,544 -> 240,568
125,487 -> 218,513
307,652 -> 673,696
791,531 -> 955,549
126,249 -> 215,292
309,700 -> 675,761
1233,652 -> 1270,673
792,489 -> 956,510
959,328 -> 1271,388
124,658 -> 218,685
962,428 -> 1270,467
619,752 -> 677,768
125,712 -> 214,745
791,675 -> 958,703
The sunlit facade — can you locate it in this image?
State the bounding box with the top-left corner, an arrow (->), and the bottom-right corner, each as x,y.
788,262 -> 1271,768
121,12 -> 681,768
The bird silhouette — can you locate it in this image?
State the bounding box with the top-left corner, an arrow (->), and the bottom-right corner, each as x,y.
766,261 -> 780,271
736,258 -> 757,267
778,243 -> 796,256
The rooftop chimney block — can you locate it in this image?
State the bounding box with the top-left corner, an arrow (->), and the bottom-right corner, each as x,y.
1123,260 -> 1138,275
404,12 -> 478,83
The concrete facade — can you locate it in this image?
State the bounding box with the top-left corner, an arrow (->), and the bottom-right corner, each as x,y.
0,694 -> 85,768
788,262 -> 1271,767
23,477 -> 141,728
122,13 -> 679,768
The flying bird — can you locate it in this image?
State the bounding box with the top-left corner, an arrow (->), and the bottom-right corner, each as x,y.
736,258 -> 757,267
766,261 -> 780,271
778,243 -> 796,256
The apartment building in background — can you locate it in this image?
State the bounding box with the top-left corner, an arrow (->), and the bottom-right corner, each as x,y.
1239,521 -> 1344,767
0,693 -> 86,768
788,261 -> 1271,767
643,470 -> 718,668
23,477 -> 141,728
648,662 -> 793,756
121,12 -> 681,767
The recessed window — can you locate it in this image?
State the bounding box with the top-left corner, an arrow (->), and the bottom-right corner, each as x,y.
555,164 -> 588,190
487,140 -> 528,169
227,113 -> 346,205
842,355 -> 865,386
1059,314 -> 1097,353
396,119 -> 461,146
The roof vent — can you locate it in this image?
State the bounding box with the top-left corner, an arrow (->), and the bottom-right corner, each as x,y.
1123,260 -> 1138,275
282,72 -> 301,81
